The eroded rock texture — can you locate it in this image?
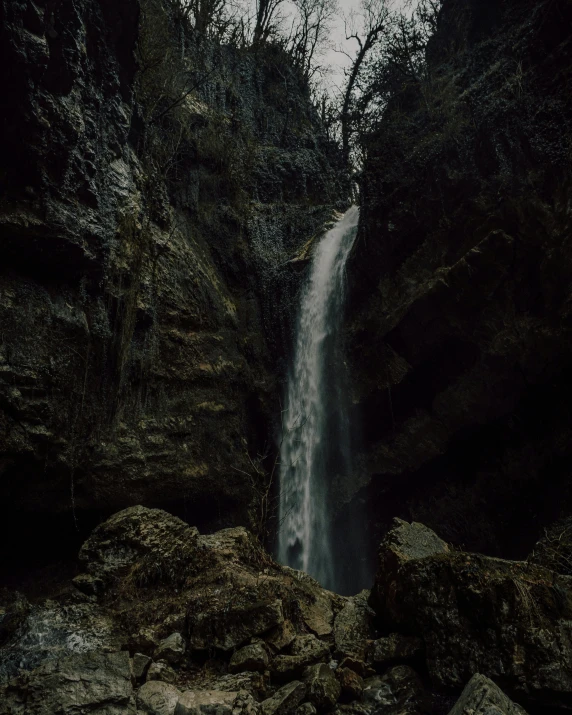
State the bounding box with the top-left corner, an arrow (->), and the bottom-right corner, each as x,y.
346,0 -> 572,560
0,0 -> 346,551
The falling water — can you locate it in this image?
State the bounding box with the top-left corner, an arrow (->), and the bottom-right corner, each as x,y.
278,206 -> 360,592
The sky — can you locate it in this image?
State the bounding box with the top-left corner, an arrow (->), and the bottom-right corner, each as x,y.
321,0 -> 407,96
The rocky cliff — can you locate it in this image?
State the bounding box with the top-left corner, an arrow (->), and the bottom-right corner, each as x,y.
0,0 -> 346,564
346,0 -> 572,561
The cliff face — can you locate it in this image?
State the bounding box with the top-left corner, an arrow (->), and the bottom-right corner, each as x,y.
0,0 -> 346,551
347,0 -> 572,558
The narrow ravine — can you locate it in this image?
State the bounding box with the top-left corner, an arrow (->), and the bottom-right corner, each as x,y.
278,206 -> 359,591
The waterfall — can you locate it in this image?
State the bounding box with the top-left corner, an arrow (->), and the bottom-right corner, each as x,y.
278,206 -> 360,592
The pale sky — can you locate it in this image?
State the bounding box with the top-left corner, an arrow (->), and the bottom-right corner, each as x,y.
322,0 -> 406,97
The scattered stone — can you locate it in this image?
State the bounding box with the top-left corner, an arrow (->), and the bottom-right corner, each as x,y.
137,680 -> 181,715
362,666 -> 426,715
372,634 -> 424,666
260,681 -> 306,715
133,653 -> 153,680
448,674 -> 529,715
154,633 -> 186,665
265,620 -> 296,653
333,592 -> 375,661
189,600 -> 284,652
336,667 -> 364,702
230,643 -> 269,673
175,690 -> 237,715
304,663 -> 342,711
148,660 -> 178,684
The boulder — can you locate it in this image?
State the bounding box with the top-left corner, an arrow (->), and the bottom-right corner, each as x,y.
448,674 -> 529,715
333,592 -> 375,661
230,643 -> 269,673
137,681 -> 181,715
260,681 -> 306,715
370,519 -> 572,705
369,518 -> 449,621
175,690 -> 237,715
133,653 -> 153,680
0,651 -> 135,715
304,663 -> 342,711
154,633 -> 186,665
265,621 -> 296,653
336,667 -> 364,702
148,661 -> 178,684
75,509 -> 337,659
372,634 -> 424,666
0,599 -> 117,681
79,506 -> 199,588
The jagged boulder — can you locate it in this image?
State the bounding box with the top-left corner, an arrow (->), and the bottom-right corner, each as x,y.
75,507 -> 338,653
260,681 -> 306,715
333,591 -> 375,661
230,643 -> 269,673
0,651 -> 135,715
79,506 -> 199,588
304,663 -> 341,711
448,674 -> 528,715
370,519 -> 572,706
155,633 -> 186,665
336,667 -> 364,702
133,653 -> 152,680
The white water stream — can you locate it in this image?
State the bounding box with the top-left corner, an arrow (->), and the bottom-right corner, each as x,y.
277,206 -> 359,590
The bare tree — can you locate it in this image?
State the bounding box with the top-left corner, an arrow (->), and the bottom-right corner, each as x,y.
287,0 -> 338,83
339,0 -> 390,166
253,0 -> 287,45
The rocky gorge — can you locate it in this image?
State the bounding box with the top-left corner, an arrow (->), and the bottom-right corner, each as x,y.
1,0 -> 572,713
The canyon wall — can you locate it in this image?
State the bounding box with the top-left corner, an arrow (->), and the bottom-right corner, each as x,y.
346,0 -> 572,560
0,0 -> 346,558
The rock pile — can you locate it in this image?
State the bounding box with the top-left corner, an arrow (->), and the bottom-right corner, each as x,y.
3,507 -> 572,714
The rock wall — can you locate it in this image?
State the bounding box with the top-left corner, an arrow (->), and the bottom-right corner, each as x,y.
0,0 -> 347,559
346,0 -> 572,559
